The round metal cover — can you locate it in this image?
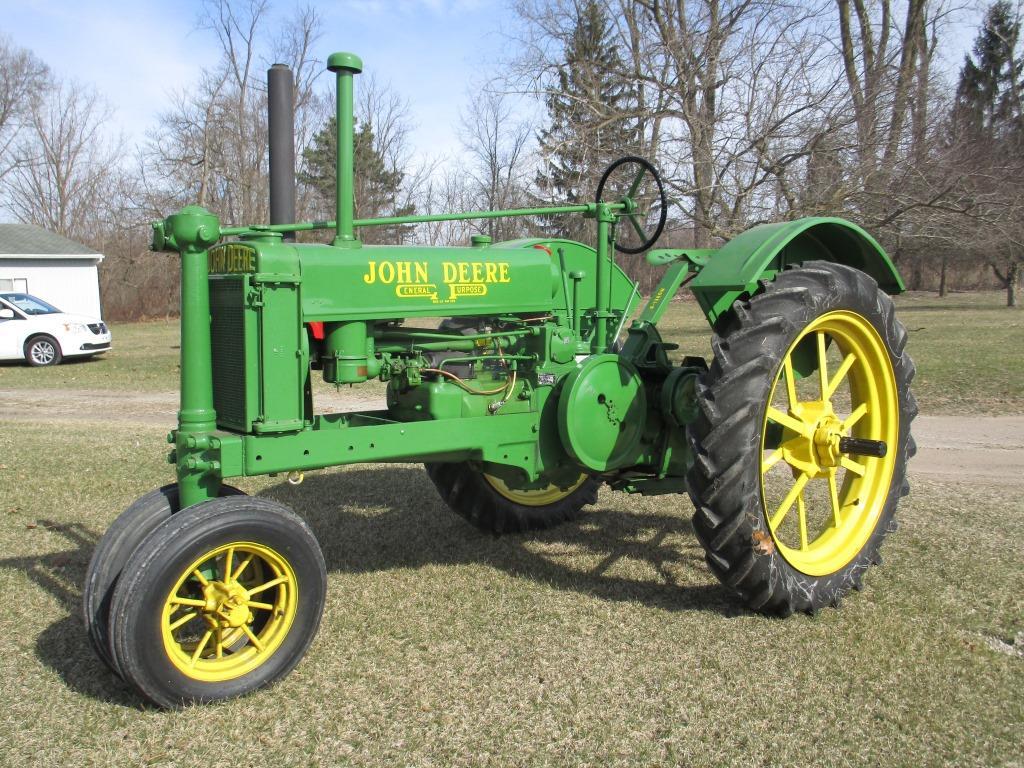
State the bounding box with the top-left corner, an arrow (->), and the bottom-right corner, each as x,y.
558,354 -> 647,471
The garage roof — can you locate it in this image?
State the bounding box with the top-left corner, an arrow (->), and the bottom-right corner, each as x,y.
0,223 -> 99,256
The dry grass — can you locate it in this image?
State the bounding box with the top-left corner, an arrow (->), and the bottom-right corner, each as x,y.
0,418 -> 1021,767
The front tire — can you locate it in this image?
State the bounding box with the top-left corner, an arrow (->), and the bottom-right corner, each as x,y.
25,335 -> 61,366
687,262 -> 916,616
108,496 -> 326,708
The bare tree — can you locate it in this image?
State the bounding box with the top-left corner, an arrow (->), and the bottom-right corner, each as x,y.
0,36 -> 50,183
2,80 -> 119,239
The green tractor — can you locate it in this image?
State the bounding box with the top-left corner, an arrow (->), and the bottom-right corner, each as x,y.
83,52 -> 915,708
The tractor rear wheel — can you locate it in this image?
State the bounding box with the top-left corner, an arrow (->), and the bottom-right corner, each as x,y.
82,483 -> 242,677
687,262 -> 916,616
425,462 -> 599,534
107,495 -> 326,708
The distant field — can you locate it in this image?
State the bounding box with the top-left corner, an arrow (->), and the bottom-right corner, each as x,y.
0,290 -> 1021,414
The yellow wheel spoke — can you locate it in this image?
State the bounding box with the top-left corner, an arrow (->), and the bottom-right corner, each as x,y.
797,492 -> 809,550
246,575 -> 289,597
167,611 -> 197,631
231,553 -> 255,582
215,627 -> 224,659
767,407 -> 812,438
223,547 -> 234,583
843,403 -> 868,430
828,470 -> 842,527
190,629 -> 213,664
817,332 -> 829,399
841,456 -> 866,476
769,472 -> 810,531
240,623 -> 264,651
191,569 -> 210,587
170,596 -> 207,608
762,448 -> 784,474
246,600 -> 275,611
826,353 -> 856,400
783,356 -> 798,409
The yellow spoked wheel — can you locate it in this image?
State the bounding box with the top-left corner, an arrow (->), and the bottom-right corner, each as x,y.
426,462 -> 599,534
483,473 -> 588,507
761,311 -> 898,576
108,496 -> 327,708
687,262 -> 915,616
162,542 -> 298,682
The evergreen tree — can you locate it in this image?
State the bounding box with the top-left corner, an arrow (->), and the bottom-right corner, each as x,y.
299,117 -> 415,244
950,1 -> 1024,306
535,0 -> 636,242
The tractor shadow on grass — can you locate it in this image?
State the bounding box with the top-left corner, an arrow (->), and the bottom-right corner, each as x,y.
258,465 -> 739,616
20,466 -> 736,707
3,521 -> 147,707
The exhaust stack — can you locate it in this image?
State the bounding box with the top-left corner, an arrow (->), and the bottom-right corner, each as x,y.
267,63 -> 296,241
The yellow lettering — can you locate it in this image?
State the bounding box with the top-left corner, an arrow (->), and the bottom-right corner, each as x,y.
471,262 -> 484,283
363,261 -> 377,284
498,263 -> 511,283
458,262 -> 470,283
396,261 -> 412,283
442,262 -> 457,283
414,262 -> 428,282
378,261 -> 396,283
485,263 -> 498,283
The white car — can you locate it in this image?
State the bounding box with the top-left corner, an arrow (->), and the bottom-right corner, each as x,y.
0,292 -> 112,366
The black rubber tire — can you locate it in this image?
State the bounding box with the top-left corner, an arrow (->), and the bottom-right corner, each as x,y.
24,334 -> 62,366
686,261 -> 917,616
82,483 -> 242,678
108,495 -> 326,708
425,462 -> 600,534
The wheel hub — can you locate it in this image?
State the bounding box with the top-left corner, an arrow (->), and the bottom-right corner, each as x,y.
202,580 -> 253,628
812,415 -> 845,469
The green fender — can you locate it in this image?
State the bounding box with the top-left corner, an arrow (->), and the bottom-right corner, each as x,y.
689,217 -> 904,325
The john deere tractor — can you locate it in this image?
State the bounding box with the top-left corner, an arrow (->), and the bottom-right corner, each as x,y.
83,52 -> 915,708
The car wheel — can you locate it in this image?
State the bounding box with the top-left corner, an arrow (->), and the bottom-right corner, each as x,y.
24,335 -> 62,366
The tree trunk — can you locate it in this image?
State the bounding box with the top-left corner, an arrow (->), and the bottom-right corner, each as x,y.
1009,260 -> 1020,308
938,254 -> 947,297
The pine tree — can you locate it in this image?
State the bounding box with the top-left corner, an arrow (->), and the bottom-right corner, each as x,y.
951,1 -> 1024,306
299,117 -> 415,244
535,0 -> 636,242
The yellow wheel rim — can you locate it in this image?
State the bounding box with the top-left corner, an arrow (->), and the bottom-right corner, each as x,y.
483,473 -> 587,507
760,311 -> 898,576
161,542 -> 298,682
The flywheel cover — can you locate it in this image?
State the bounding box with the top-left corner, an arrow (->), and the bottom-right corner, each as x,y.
557,354 -> 647,471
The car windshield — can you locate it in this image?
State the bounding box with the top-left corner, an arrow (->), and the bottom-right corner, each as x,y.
0,293 -> 62,315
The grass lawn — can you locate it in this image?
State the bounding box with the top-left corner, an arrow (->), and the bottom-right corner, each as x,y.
0,419 -> 1020,766
1,291 -> 1020,413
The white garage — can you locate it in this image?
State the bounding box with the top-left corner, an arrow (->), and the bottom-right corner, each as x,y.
0,223 -> 104,317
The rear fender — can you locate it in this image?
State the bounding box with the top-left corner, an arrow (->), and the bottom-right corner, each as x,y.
689,217 -> 903,326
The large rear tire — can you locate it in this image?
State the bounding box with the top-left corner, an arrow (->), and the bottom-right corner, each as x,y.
686,262 -> 916,616
426,463 -> 599,534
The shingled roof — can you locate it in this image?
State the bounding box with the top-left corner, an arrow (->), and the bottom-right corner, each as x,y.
0,223 -> 99,256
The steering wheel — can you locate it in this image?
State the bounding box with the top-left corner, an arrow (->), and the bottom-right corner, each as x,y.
596,156 -> 667,254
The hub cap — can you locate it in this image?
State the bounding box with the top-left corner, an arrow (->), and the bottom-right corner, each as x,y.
161,542 -> 297,682
760,311 -> 899,576
483,473 -> 587,506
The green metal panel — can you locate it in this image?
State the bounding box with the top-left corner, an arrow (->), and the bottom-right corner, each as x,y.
255,278 -> 307,433
689,217 -> 904,325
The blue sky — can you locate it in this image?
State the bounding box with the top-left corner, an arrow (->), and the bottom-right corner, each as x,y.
3,0 -> 985,174
3,0 -> 521,164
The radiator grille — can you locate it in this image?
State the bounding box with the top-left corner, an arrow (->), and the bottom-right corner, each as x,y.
209,277 -> 249,431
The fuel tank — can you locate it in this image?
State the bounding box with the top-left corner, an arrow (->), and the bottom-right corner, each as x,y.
207,238 -> 562,321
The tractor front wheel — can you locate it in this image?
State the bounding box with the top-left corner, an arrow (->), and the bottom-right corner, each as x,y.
426,462 -> 599,534
107,495 -> 326,708
687,261 -> 916,616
